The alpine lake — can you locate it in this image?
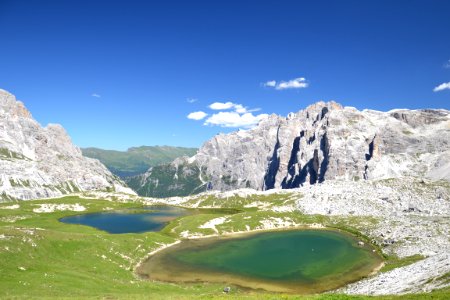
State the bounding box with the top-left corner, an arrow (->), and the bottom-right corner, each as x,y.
60,205 -> 383,294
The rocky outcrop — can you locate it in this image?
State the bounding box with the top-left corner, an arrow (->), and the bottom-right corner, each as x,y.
0,89 -> 135,201
195,101 -> 450,191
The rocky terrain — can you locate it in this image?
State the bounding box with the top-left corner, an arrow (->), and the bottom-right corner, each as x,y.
131,101 -> 450,197
142,177 -> 450,295
0,89 -> 135,201
295,179 -> 450,295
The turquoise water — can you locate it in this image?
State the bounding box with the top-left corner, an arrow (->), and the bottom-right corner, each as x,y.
139,229 -> 382,293
60,205 -> 189,234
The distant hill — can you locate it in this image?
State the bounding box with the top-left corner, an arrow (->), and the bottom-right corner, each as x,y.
82,146 -> 197,178
125,157 -> 207,198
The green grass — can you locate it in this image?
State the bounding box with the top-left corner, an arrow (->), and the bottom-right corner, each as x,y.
185,193 -> 296,209
380,254 -> 425,273
0,196 -> 448,299
0,147 -> 28,160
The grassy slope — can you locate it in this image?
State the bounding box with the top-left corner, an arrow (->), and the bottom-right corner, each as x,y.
82,146 -> 197,178
0,195 -> 448,299
125,162 -> 207,198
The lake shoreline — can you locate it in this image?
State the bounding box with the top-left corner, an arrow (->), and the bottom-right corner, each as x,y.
135,225 -> 383,294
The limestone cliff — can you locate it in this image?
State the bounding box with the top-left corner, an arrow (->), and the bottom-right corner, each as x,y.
0,89 -> 135,201
131,101 -> 450,197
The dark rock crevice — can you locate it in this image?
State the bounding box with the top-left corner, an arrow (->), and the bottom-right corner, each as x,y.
318,132 -> 330,183
281,136 -> 301,188
310,149 -> 320,184
364,134 -> 377,179
263,127 -> 281,190
321,107 -> 329,120
365,135 -> 376,161
294,149 -> 320,186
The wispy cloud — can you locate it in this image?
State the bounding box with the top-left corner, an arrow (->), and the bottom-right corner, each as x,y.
187,111 -> 208,120
433,82 -> 450,92
91,93 -> 101,98
204,111 -> 268,128
444,60 -> 450,69
187,98 -> 197,103
263,77 -> 309,90
264,80 -> 276,87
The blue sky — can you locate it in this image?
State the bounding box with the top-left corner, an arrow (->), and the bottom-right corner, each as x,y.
0,0 -> 449,150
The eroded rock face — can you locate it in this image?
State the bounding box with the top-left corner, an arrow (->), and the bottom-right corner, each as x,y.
0,89 -> 135,201
192,101 -> 450,192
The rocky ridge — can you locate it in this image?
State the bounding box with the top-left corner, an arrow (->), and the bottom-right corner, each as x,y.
0,89 -> 135,201
132,101 -> 450,197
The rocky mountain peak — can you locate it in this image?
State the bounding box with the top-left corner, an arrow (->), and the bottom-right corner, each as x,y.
0,89 -> 135,201
302,100 -> 343,118
0,89 -> 32,119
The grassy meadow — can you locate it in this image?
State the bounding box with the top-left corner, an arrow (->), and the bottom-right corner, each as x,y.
0,195 -> 448,299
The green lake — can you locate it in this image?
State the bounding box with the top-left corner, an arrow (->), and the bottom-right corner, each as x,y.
138,229 -> 382,293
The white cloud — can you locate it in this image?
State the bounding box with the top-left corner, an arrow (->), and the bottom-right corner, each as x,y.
234,104 -> 247,113
433,82 -> 450,92
187,98 -> 197,103
189,101 -> 264,128
208,101 -> 258,114
276,77 -> 308,90
263,77 -> 309,90
187,111 -> 208,120
204,112 -> 268,128
209,101 -> 235,110
91,93 -> 101,98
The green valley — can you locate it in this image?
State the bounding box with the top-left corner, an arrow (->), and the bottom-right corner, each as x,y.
82,146 -> 197,178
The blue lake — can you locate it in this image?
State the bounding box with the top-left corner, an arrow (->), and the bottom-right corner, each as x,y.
59,205 -> 190,234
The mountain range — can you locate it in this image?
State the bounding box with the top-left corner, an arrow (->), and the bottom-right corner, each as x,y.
127,101 -> 450,197
1,89 -> 449,201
